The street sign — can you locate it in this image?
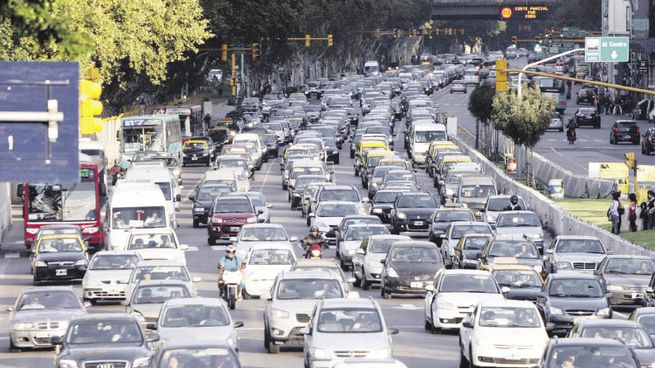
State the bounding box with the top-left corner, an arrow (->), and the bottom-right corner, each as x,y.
0,62 -> 80,182
585,36 -> 629,62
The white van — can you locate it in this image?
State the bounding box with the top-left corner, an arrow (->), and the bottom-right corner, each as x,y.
107,182 -> 171,251
202,169 -> 240,192
410,123 -> 448,165
364,60 -> 380,77
233,133 -> 265,161
124,166 -> 181,215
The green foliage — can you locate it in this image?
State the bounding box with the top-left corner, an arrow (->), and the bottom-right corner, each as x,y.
492,88 -> 555,149
468,83 -> 496,124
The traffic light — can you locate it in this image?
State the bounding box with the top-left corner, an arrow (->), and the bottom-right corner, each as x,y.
394,28 -> 400,38
221,44 -> 228,62
79,77 -> 103,135
512,36 -> 517,45
305,34 -> 311,48
327,34 -> 333,47
625,152 -> 636,169
374,28 -> 381,39
251,43 -> 260,61
495,59 -> 508,93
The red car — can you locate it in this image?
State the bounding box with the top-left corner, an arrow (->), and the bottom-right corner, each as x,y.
207,195 -> 262,245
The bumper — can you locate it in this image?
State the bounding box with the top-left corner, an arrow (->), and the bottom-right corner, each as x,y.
183,155 -> 211,164
472,350 -> 541,368
613,134 -> 639,142
610,291 -> 646,307
192,211 -> 209,223
371,210 -> 392,223
84,285 -> 127,300
393,221 -> 430,237
208,224 -> 244,241
269,322 -> 307,345
244,279 -> 275,297
10,328 -> 67,348
433,308 -> 470,329
34,266 -> 86,282
385,277 -> 433,296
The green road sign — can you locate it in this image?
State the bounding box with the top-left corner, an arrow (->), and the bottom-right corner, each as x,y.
585,36 -> 629,62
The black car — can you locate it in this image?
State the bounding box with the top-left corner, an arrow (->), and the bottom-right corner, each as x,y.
182,140 -> 213,166
451,233 -> 492,269
536,273 -> 613,336
152,342 -> 241,368
576,87 -> 596,104
380,241 -> 444,298
289,175 -> 327,210
188,135 -> 219,155
610,120 -> 640,145
541,338 -> 640,368
332,214 -> 382,250
261,133 -> 280,158
323,136 -> 340,164
428,208 -> 476,244
53,314 -> 157,368
390,192 -> 439,237
189,183 -> 235,228
572,107 -> 601,128
32,235 -> 88,285
371,190 -> 403,223
643,127 -> 655,155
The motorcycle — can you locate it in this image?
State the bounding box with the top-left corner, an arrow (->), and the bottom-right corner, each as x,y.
219,270 -> 242,310
306,244 -> 323,259
566,128 -> 576,144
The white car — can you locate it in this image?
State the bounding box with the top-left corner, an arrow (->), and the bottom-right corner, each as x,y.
424,269 -> 505,333
82,251 -> 141,303
124,260 -> 200,304
337,224 -> 390,271
494,211 -> 545,253
310,201 -> 361,233
459,300 -> 550,368
352,235 -> 411,289
333,359 -> 408,368
126,227 -> 188,265
234,223 -> 297,261
243,243 -> 297,298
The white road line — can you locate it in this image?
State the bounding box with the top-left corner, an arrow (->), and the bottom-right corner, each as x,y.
210,246 -> 224,251
186,246 -> 199,251
4,253 -> 19,259
393,304 -> 421,310
548,147 -> 588,171
256,161 -> 276,193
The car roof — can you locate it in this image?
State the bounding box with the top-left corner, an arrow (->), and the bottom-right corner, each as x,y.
484,263 -> 538,271
248,243 -> 293,250
390,240 -> 437,248
159,342 -> 235,352
318,200 -> 359,206
281,270 -> 339,280
129,227 -> 175,235
573,319 -> 641,328
450,221 -> 489,226
443,269 -> 491,276
93,250 -> 140,257
549,337 -> 627,347
320,297 -> 378,309
294,259 -> 340,268
164,297 -> 225,307
135,280 -> 189,287
497,210 -> 537,216
20,286 -> 77,294
135,259 -> 186,267
241,223 -> 286,230
368,234 -> 412,241
603,254 -> 653,261
322,185 -> 357,190
548,272 -> 599,280
346,224 -> 388,230
631,307 -> 655,316
478,299 -> 536,309
71,313 -> 138,322
554,235 -> 601,241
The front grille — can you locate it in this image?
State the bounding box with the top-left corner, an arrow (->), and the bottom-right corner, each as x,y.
296,313 -> 311,323
492,344 -> 534,350
566,309 -> 594,316
34,337 -> 51,345
90,290 -> 126,297
572,262 -> 596,270
223,218 -> 243,224
479,357 -> 539,365
83,362 -> 128,368
413,275 -> 432,281
47,261 -> 74,267
37,322 -> 59,329
334,350 -> 369,358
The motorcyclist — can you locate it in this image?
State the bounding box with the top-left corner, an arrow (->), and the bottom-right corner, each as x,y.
303,225 -> 327,256
110,160 -> 124,186
566,118 -> 577,143
504,195 -> 522,211
217,245 -> 243,298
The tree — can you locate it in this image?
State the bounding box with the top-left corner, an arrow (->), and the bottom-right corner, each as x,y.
468,83 -> 495,151
492,87 -> 555,185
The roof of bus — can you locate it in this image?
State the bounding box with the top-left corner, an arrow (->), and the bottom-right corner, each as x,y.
121,114 -> 180,121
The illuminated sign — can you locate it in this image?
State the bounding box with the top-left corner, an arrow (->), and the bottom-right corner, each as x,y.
500,7 -> 513,20
499,5 -> 549,20
80,168 -> 95,181
122,119 -> 163,127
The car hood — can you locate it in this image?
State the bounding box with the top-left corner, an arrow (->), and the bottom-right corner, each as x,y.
437,292 -> 504,307
244,264 -> 292,281
342,240 -> 363,250
158,326 -> 234,344
36,252 -> 85,262
495,227 -> 542,237
212,213 -> 256,219
133,249 -> 184,262
603,274 -> 651,289
314,217 -> 344,227
132,303 -> 165,320
488,256 -> 542,268
461,250 -> 481,259
312,332 -> 390,352
183,147 -> 208,154
504,288 -> 544,302
396,208 -> 436,219
63,344 -> 149,361
548,296 -> 609,311
459,198 -> 487,209
373,203 -> 394,210
270,299 -> 322,315
389,262 -> 441,277
553,253 -> 606,264
474,327 -> 548,346
84,269 -> 133,284
12,309 -> 84,324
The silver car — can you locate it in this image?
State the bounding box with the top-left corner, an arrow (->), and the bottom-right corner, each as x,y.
127,280 -> 192,324
124,260 -> 200,305
494,211 -> 545,253
82,251 -> 141,304
543,236 -> 609,274
229,191 -> 273,223
234,223 -> 297,261
352,235 -> 411,289
263,270 -> 348,354
8,287 -> 87,351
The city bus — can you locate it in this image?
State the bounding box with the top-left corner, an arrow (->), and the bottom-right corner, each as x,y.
153,105 -> 203,140
534,76 -> 567,113
22,154 -> 106,251
119,114 -> 182,161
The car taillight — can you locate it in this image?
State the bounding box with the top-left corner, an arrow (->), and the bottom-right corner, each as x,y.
636,127 -> 640,134
613,128 -> 620,133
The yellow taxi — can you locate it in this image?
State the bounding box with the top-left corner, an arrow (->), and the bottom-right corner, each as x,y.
426,141 -> 460,176
182,140 -> 212,166
480,262 -> 544,300
434,154 -> 473,178
354,141 -> 389,175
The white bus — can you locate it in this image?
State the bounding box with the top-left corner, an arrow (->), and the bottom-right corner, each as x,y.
119,114 -> 182,161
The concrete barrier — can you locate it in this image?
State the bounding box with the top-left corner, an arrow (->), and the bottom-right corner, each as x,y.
451,136 -> 655,257
0,183 -> 12,244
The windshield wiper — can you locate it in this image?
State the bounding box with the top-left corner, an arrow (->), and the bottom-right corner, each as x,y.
563,294 -> 596,298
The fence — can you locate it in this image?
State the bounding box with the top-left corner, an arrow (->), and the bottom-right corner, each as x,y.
0,183 -> 12,244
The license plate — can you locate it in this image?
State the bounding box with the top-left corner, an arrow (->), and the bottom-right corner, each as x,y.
55,269 -> 67,276
413,221 -> 423,226
192,156 -> 198,160
624,135 -> 631,139
35,333 -> 50,339
410,282 -> 423,288
229,226 -> 240,232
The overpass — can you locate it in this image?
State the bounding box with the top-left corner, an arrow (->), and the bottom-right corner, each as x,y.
432,0 -> 554,20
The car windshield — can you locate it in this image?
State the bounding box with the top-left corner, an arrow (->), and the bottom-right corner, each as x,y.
440,274 -> 498,293
161,348 -> 239,368
291,167 -> 324,178
239,227 -> 288,241
263,123 -> 283,131
605,258 -> 655,275
317,203 -> 359,217
345,226 -> 389,241
390,246 -> 441,263
132,266 -> 190,282
161,305 -> 230,328
397,195 -> 437,208
452,225 -> 492,239
184,142 -> 208,150
384,173 -> 414,183
67,320 -> 142,344
89,254 -> 139,270
638,316 -> 655,336
369,239 -> 398,253
478,306 -> 541,328
415,130 -> 446,143
276,279 -> 342,300
217,159 -> 247,170
547,346 -> 637,368
373,192 -> 399,204
320,190 -> 359,202
197,186 -> 233,201
579,108 -> 596,114
435,211 -> 473,222
27,182 -> 97,222
38,237 -> 83,253
128,233 -> 177,249
581,326 -> 653,348
487,198 -> 526,211
489,242 -> 539,258
133,285 -> 190,304
549,279 -> 604,298
497,213 -> 541,227
317,308 -> 383,333
112,206 -> 167,229
248,249 -> 294,265
214,199 -> 252,213
296,177 -> 326,189
493,270 -> 542,288
16,291 -> 81,310
462,237 -> 489,250
460,184 -> 496,198
557,239 -> 605,254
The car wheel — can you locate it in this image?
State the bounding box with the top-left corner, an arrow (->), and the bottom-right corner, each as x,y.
242,289 -> 252,300
354,168 -> 359,176
610,137 -> 614,144
361,270 -> 370,290
9,339 -> 21,353
267,335 -> 280,354
207,237 -> 215,245
430,312 -> 441,334
468,344 -> 477,368
424,319 -> 432,331
459,348 -> 468,368
334,157 -> 340,164
282,184 -> 287,190
32,279 -> 40,286
193,220 -> 200,228
382,286 -> 392,300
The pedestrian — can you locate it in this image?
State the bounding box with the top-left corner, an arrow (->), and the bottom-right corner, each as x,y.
628,193 -> 638,232
608,191 -> 622,235
647,190 -> 655,230
640,202 -> 650,230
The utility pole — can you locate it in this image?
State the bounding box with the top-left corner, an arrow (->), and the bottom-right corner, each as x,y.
231,53 -> 237,96
240,52 -> 245,97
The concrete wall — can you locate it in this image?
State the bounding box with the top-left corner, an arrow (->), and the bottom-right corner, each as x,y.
0,183 -> 12,244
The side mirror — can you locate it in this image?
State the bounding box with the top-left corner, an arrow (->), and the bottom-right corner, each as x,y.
175,194 -> 181,202
146,332 -> 160,343
544,248 -> 554,254
356,248 -> 366,255
261,290 -> 272,300
542,255 -> 549,262
233,321 -> 245,328
462,320 -> 473,328
290,236 -> 299,242
179,244 -> 189,250
50,336 -> 63,345
188,195 -> 195,201
347,277 -> 356,284
145,322 -> 157,330
425,284 -> 435,292
308,213 -> 315,218
258,210 -> 264,215
361,198 -> 370,203
501,286 -> 511,294
267,204 -> 273,208
605,292 -> 614,299
380,259 -> 386,265
545,322 -> 556,331
299,326 -> 311,335
347,291 -> 360,298
83,301 -> 92,308
388,328 -> 399,335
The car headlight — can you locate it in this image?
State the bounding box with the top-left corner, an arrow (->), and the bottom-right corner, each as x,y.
372,208 -> 383,214
436,299 -> 457,310
227,333 -> 238,348
347,249 -> 356,255
486,215 -> 494,223
12,322 -> 35,330
83,279 -> 102,288
369,347 -> 392,358
555,262 -> 572,270
607,285 -> 625,292
396,212 -> 407,220
59,360 -> 78,368
35,261 -> 47,268
82,227 -> 98,234
271,309 -> 290,319
387,268 -> 399,278
549,306 -> 564,315
246,216 -> 257,223
596,308 -> 611,317
311,347 -> 332,360
331,150 -> 338,154
75,259 -> 87,266
133,357 -> 151,368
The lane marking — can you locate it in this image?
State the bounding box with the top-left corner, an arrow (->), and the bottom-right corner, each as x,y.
4,253 -> 19,259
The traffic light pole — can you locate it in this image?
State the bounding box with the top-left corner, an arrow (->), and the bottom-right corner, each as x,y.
517,48 -> 584,97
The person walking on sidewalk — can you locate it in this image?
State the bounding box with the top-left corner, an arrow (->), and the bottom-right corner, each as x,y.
608,192 -> 622,235
628,193 -> 638,232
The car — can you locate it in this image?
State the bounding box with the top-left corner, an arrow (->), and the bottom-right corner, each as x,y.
301,182 -> 335,217
147,297 -> 243,351
214,156 -> 254,178
370,190 -> 406,223
642,127 -> 655,155
437,221 -> 494,267
572,107 -> 601,128
207,195 -> 262,245
483,263 -> 544,302
389,192 -> 439,237
459,300 -> 550,368
242,243 -> 296,299
543,236 -> 608,275
82,251 -> 141,304
367,167 -> 407,199
576,86 -> 596,104
629,307 -> 655,340
332,215 -> 383,252
263,270 -> 348,354
8,287 -> 87,351
610,120 -> 640,145
567,319 -> 655,367
380,240 -> 444,299
302,298 -> 397,368
548,112 -> 564,132
125,260 -> 200,303
309,201 -> 362,232
229,191 -> 273,223
494,211 -> 545,253
31,234 -> 89,286
597,255 -> 655,309
127,280 -> 193,325
540,337 -> 640,368
450,80 -> 467,93
455,175 -> 497,213
151,342 -> 242,368
428,207 -> 476,243
451,233 -> 492,269
337,224 -> 390,271
332,359 -> 408,368
536,273 -> 612,336
189,183 -> 235,228
182,139 -> 213,166
477,235 -> 543,274
233,223 -> 296,260
126,227 -> 187,265
30,224 -> 84,252
352,234 -> 411,290
53,313 -> 157,368
481,194 -> 527,226
289,175 -> 328,210
291,259 -> 355,291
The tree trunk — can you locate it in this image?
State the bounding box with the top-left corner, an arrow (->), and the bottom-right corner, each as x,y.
475,119 -> 480,149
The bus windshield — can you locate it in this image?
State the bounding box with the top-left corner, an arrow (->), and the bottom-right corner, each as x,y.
27,182 -> 97,222
122,126 -> 165,152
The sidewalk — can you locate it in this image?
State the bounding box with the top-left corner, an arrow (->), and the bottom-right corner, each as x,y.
0,205 -> 27,257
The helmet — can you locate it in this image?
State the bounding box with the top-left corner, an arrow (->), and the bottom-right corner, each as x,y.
310,225 -> 320,233
510,195 -> 518,205
226,245 -> 237,254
